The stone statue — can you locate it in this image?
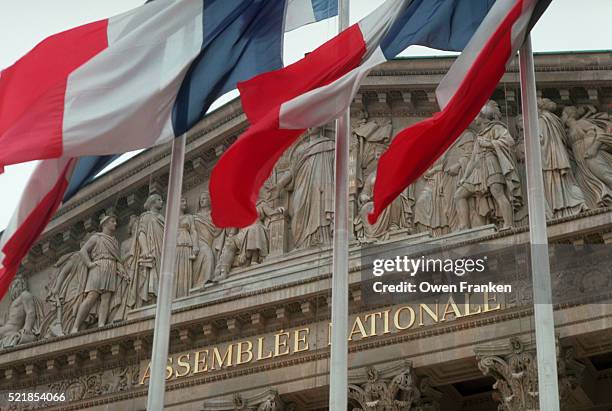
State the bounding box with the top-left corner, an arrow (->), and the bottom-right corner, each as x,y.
536,98 -> 587,218
454,101 -> 522,230
414,154 -> 456,236
213,228 -> 244,281
0,276 -> 42,349
71,213 -> 125,333
45,238 -> 90,335
193,192 -> 221,288
444,126 -> 483,231
128,194 -> 165,308
356,170 -> 413,241
353,115 -> 392,188
562,105 -> 612,207
175,197 -> 198,298
275,126 -> 335,249
241,195 -> 284,266
109,215 -> 139,323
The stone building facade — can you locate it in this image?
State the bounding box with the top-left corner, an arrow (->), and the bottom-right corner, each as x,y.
0,51 -> 611,410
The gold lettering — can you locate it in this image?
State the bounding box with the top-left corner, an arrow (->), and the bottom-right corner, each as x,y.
274,330 -> 291,357
211,345 -> 234,370
364,312 -> 382,337
348,316 -> 368,341
139,362 -> 151,385
193,350 -> 209,374
175,354 -> 191,378
382,310 -> 391,334
236,341 -> 253,365
165,357 -> 173,380
294,328 -> 310,353
393,306 -> 416,330
483,291 -> 501,312
418,303 -> 439,326
257,337 -> 273,360
441,295 -> 463,322
464,293 -> 481,316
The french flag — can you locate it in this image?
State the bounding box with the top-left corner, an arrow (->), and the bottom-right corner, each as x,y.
0,0 -> 338,298
210,0 -> 496,227
369,0 -> 551,223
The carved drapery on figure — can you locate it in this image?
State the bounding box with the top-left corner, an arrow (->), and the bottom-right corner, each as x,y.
193,192 -> 222,288
454,101 -> 522,230
175,197 -> 199,298
348,361 -> 441,411
71,213 -> 124,333
44,238 -> 90,336
0,276 -> 42,348
357,170 -> 414,241
276,127 -> 335,249
128,194 -> 165,308
202,389 -> 294,411
562,105 -> 612,208
475,337 -> 585,411
536,98 -> 587,219
241,181 -> 284,265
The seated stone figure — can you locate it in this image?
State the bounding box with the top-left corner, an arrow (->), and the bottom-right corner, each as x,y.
0,276 -> 42,349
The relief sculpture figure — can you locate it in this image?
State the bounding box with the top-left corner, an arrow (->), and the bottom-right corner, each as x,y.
537,98 -> 587,218
193,193 -> 221,288
128,194 -> 165,308
454,101 -> 522,230
71,213 -> 125,333
0,276 -> 42,348
275,127 -> 335,249
45,238 -> 90,335
175,197 -> 198,298
562,105 -> 612,207
414,155 -> 455,236
357,170 -> 413,241
110,215 -> 139,322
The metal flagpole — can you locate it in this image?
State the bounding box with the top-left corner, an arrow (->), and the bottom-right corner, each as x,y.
518,35 -> 561,410
146,134 -> 186,410
329,0 -> 350,409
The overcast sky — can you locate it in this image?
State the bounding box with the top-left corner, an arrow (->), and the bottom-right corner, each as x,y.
1,0 -> 611,231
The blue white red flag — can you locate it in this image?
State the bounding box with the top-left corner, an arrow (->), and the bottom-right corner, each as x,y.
210,0 -> 496,227
0,0 -> 337,298
368,0 -> 551,223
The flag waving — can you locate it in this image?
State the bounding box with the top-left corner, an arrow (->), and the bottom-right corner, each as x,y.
210,0 -> 497,228
0,0 -> 339,299
368,0 -> 551,224
0,0 -> 338,173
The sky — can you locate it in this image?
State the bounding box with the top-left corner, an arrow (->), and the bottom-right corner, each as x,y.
1,0 -> 612,231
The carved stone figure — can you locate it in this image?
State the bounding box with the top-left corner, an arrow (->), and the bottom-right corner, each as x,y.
353,115 -> 392,187
536,98 -> 587,218
476,337 -> 585,411
562,105 -> 612,207
71,213 -> 125,333
213,228 -> 244,281
193,192 -> 221,288
414,155 -> 456,236
110,215 -> 139,322
357,170 -> 413,241
175,197 -> 198,298
0,276 -> 42,348
128,194 -> 165,308
454,101 -> 522,230
45,238 -> 90,335
241,196 -> 284,266
276,127 -> 335,249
